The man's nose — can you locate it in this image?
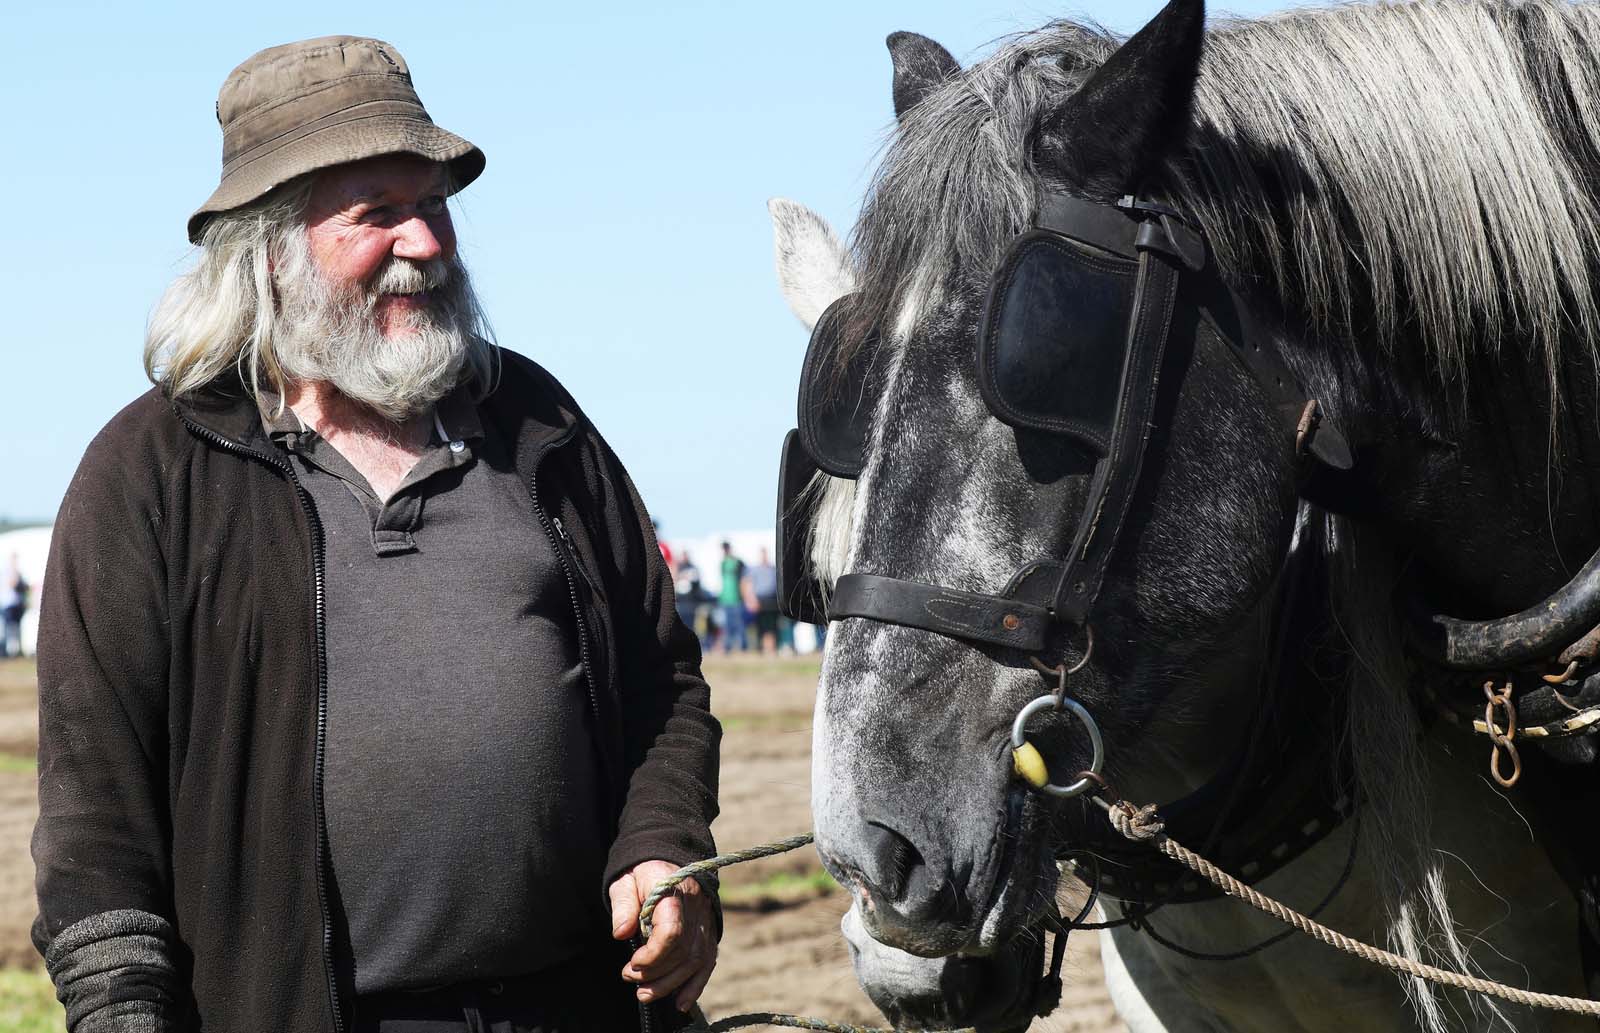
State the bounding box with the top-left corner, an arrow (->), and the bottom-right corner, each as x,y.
391,216 -> 445,263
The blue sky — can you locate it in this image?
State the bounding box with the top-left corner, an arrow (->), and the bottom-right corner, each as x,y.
0,0 -> 1294,537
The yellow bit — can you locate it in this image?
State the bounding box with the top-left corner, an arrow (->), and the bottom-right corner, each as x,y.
1013,741 -> 1048,789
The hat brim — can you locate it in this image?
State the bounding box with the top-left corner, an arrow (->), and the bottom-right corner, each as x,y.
187,114 -> 484,244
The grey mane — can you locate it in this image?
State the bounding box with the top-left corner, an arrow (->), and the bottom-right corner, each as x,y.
854,0 -> 1600,388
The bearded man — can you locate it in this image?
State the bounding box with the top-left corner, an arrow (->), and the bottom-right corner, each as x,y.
32,36 -> 720,1033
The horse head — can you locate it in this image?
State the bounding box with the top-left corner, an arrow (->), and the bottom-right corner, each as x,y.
772,0 -> 1600,1028
775,0 -> 1322,957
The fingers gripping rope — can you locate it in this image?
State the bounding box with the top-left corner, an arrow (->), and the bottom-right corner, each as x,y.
639,834 -> 816,939
1091,795 -> 1600,1017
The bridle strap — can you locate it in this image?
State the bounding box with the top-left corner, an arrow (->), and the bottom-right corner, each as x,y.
1052,247 -> 1180,625
831,572 -> 1052,651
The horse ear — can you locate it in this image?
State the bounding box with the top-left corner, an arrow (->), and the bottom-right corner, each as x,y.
887,32 -> 960,120
768,198 -> 856,330
1037,0 -> 1205,195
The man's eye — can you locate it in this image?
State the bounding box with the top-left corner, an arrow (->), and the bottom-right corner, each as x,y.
360,206 -> 391,223
419,195 -> 447,215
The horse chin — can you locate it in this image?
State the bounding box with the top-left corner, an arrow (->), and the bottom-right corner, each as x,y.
844,904 -> 1044,1033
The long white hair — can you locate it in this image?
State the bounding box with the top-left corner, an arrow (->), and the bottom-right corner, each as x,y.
144,175 -> 497,416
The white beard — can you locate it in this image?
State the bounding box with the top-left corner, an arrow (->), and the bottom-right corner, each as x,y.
272,230 -> 480,421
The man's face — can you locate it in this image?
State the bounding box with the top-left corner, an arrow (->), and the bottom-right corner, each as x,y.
303,155 -> 457,339
272,153 -> 483,421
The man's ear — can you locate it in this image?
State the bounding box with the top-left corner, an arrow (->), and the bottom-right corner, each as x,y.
887,32 -> 960,121
1036,0 -> 1205,197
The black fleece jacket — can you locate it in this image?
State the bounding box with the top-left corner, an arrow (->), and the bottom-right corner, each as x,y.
32,349 -> 721,1032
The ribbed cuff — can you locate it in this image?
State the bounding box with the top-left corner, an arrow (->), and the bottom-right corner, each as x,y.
44,910 -> 183,1032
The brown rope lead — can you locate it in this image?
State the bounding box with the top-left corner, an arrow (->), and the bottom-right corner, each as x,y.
1098,797 -> 1600,1017
639,806 -> 1600,1028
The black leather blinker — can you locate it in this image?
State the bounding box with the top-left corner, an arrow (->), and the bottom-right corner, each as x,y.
978,233 -> 1140,453
798,296 -> 880,479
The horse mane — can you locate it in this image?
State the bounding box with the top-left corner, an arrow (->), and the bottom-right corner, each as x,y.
855,0 -> 1600,388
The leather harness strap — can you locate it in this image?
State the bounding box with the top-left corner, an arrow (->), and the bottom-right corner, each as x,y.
829,573 -> 1052,652
1053,246 -> 1179,625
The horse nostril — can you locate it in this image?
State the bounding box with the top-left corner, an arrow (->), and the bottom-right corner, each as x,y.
863,820 -> 925,900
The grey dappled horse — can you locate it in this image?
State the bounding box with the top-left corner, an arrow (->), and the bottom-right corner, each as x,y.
769,1 -> 1600,1030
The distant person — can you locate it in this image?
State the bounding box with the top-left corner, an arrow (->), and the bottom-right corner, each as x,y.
718,541 -> 747,653
747,548 -> 780,655
1,555 -> 26,658
32,36 -> 719,1033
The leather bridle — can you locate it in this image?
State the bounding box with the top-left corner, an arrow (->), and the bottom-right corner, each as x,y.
820,193 -> 1353,661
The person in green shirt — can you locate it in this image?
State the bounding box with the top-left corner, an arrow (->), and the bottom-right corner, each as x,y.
718,541 -> 748,652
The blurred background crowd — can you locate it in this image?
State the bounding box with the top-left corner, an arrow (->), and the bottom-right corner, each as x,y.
656,522 -> 822,655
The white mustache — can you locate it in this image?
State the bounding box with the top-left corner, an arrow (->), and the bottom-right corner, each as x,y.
370,257 -> 451,297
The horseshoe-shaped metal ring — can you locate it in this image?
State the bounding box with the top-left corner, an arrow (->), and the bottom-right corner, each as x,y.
1010,694 -> 1105,798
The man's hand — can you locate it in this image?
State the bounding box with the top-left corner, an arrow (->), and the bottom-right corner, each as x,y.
609,860 -> 718,1012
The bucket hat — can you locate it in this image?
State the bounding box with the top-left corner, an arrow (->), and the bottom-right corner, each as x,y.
187,35 -> 485,244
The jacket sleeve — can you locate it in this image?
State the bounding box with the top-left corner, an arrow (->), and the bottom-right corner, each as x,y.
33,413 -> 189,1031
590,437 -> 723,906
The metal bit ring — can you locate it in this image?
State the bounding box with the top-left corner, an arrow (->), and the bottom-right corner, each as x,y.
1011,695 -> 1105,798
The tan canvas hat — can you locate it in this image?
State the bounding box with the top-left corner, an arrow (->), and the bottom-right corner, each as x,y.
187,35 -> 485,244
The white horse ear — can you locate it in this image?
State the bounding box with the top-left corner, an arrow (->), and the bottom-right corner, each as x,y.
768,197 -> 856,331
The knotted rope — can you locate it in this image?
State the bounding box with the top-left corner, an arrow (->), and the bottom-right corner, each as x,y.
1097,796 -> 1600,1017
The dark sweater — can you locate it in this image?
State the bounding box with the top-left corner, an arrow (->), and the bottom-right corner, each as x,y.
32,350 -> 720,1032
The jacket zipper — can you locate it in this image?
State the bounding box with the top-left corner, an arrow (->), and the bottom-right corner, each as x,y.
529,457 -> 605,786
175,415 -> 345,1033
532,450 -> 654,1033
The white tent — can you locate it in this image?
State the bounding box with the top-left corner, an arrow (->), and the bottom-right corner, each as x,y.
0,525 -> 51,657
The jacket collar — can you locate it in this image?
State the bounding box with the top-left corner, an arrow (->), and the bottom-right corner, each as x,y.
172,347 -> 581,461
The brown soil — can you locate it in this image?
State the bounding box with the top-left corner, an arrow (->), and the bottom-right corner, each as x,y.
0,653 -> 1126,1030
0,660 -> 39,969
